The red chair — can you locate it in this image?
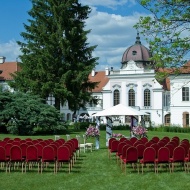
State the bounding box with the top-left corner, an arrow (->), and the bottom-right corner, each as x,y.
150,143 -> 160,158
41,146 -> 56,173
116,142 -> 126,164
0,141 -> 6,147
108,140 -> 119,159
13,138 -> 21,142
185,148 -> 190,172
108,138 -> 116,154
140,147 -> 156,174
35,143 -> 43,159
56,146 -> 72,173
162,136 -> 170,143
169,146 -> 186,172
0,146 -> 9,172
151,136 -> 159,143
3,137 -> 11,142
121,146 -> 139,174
9,145 -> 24,172
5,143 -> 13,160
70,138 -> 80,158
165,144 -> 175,158
155,147 -> 171,173
136,144 -> 146,160
119,137 -> 127,142
140,137 -> 148,144
129,137 -> 138,145
25,145 -> 40,173
145,141 -> 154,147
119,144 -> 131,169
20,143 -> 28,160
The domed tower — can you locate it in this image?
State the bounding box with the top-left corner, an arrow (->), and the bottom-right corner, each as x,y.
121,33 -> 152,69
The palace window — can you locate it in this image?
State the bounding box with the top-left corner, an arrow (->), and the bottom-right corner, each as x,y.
113,89 -> 120,106
128,89 -> 135,106
144,89 -> 151,106
182,87 -> 189,101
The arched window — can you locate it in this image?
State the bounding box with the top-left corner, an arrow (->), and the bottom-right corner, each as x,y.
164,114 -> 170,126
113,89 -> 120,106
144,89 -> 151,106
128,89 -> 135,106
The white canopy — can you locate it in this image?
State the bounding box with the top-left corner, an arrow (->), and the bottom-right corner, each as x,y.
93,104 -> 148,117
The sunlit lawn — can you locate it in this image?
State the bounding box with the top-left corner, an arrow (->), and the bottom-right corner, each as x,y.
0,130 -> 190,190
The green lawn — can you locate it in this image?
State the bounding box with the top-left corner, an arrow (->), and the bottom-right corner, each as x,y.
0,130 -> 190,190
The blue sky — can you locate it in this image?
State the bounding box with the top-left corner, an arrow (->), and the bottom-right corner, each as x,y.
0,0 -> 150,70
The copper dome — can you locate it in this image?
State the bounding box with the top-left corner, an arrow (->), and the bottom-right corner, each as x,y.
121,33 -> 152,64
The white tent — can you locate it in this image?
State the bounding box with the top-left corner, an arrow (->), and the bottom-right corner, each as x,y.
93,104 -> 148,117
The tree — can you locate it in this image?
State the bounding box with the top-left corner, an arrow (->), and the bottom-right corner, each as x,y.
10,0 -> 99,113
134,0 -> 190,73
0,91 -> 64,135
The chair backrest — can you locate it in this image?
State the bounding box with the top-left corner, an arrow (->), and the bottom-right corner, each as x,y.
35,143 -> 43,158
70,138 -> 79,149
26,145 -> 38,161
5,143 -> 13,158
110,140 -> 119,152
172,146 -> 185,162
162,136 -> 170,143
121,144 -> 131,159
151,136 -> 160,143
57,146 -> 71,161
142,147 -> 156,163
20,143 -> 28,158
0,141 -> 6,147
129,137 -> 138,145
0,146 -> 6,161
136,144 -> 146,159
125,146 -> 138,162
125,139 -> 133,146
164,144 -> 175,158
108,138 -> 116,149
119,137 -> 127,142
117,142 -> 126,156
42,146 -> 55,161
140,137 -> 148,144
3,137 -> 11,142
150,143 -> 160,157
10,145 -> 22,161
157,147 -> 170,162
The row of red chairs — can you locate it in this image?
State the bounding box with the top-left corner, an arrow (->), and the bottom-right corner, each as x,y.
108,136 -> 190,174
0,138 -> 80,173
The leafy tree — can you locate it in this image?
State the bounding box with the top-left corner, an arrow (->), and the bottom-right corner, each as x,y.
10,0 -> 99,113
0,91 -> 64,135
135,0 -> 190,73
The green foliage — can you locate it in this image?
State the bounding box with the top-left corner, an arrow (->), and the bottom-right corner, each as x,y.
148,125 -> 190,133
0,91 -> 63,135
135,0 -> 190,79
10,0 -> 99,112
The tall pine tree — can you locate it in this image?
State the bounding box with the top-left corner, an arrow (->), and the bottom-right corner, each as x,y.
10,0 -> 99,112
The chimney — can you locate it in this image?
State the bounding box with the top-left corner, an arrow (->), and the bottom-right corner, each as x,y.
91,68 -> 95,77
105,67 -> 109,76
0,56 -> 6,64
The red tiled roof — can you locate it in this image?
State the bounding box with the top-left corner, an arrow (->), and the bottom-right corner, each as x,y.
88,71 -> 109,92
0,62 -> 21,80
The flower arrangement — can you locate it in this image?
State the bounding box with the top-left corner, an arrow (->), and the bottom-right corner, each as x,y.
132,125 -> 148,138
85,125 -> 100,139
112,133 -> 124,138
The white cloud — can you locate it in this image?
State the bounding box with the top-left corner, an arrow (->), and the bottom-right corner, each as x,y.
86,8 -> 150,70
0,40 -> 20,62
80,0 -> 136,8
0,3 -> 151,71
